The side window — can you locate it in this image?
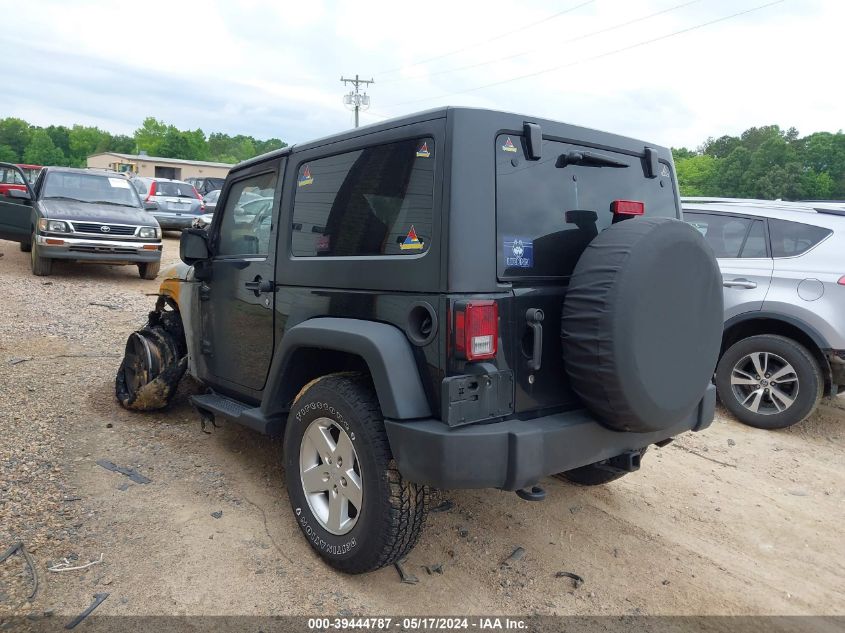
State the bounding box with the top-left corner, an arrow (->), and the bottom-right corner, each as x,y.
768,218 -> 831,258
685,212 -> 752,258
133,179 -> 148,196
291,137 -> 435,257
739,220 -> 767,258
216,171 -> 278,257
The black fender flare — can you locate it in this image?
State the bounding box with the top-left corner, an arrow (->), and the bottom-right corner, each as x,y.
723,311 -> 831,352
261,317 -> 432,420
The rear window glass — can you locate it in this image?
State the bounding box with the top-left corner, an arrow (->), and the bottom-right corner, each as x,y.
291,138 -> 435,257
156,181 -> 197,198
685,212 -> 768,258
768,218 -> 831,257
496,135 -> 677,279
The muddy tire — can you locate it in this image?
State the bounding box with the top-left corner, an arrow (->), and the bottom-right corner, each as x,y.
115,324 -> 186,411
284,374 -> 429,574
555,448 -> 648,486
138,261 -> 161,280
30,233 -> 53,276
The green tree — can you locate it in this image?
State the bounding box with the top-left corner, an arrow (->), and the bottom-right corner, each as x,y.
0,144 -> 17,162
23,129 -> 65,165
675,154 -> 718,196
68,125 -> 108,165
134,117 -> 168,156
0,118 -> 31,161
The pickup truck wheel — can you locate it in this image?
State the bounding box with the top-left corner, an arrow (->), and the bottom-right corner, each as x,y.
115,325 -> 186,411
715,335 -> 822,429
284,374 -> 430,574
30,233 -> 53,276
138,261 -> 161,280
19,241 -> 31,253
555,448 -> 648,486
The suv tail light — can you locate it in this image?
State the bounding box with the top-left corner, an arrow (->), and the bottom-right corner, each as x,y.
838,275 -> 845,286
611,200 -> 645,216
454,301 -> 498,361
145,180 -> 157,202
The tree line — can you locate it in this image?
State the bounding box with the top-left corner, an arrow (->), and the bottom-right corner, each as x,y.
0,116 -> 287,168
673,125 -> 845,201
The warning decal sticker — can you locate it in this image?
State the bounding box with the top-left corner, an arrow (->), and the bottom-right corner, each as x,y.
416,142 -> 431,158
503,237 -> 533,268
298,164 -> 314,187
400,226 -> 424,251
502,137 -> 518,153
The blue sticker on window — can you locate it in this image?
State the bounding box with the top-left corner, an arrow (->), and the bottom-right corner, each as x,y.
504,237 -> 533,269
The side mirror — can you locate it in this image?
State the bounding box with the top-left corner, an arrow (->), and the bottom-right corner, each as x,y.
8,188 -> 31,200
180,228 -> 210,265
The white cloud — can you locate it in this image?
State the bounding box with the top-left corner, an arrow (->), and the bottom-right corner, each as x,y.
0,0 -> 839,148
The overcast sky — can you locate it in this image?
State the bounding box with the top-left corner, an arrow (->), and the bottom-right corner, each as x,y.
0,0 -> 839,149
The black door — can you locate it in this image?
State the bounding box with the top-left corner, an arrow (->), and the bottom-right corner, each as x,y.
0,163 -> 34,243
202,166 -> 280,393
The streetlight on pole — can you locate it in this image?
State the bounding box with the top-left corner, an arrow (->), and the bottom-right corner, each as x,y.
341,74 -> 374,128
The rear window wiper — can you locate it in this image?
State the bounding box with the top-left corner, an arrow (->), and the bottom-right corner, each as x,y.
556,151 -> 628,169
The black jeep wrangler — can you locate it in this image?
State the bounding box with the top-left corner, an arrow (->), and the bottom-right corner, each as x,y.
116,107 -> 723,574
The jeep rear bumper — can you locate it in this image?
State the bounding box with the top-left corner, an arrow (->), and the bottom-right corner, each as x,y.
385,383 -> 716,491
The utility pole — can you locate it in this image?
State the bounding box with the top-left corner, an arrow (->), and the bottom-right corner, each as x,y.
341,74 -> 374,128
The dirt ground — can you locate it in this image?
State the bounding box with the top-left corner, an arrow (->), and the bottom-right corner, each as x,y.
1,235 -> 844,620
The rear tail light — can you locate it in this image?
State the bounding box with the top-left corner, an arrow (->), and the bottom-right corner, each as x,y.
454,301 -> 498,361
145,180 -> 157,202
838,275 -> 845,286
611,200 -> 645,216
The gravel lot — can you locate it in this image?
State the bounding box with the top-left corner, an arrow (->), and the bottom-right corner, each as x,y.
1,235 -> 844,620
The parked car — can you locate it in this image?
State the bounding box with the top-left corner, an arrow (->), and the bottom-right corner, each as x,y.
185,176 -> 225,196
131,177 -> 204,231
0,163 -> 42,196
115,107 -> 723,573
202,189 -> 220,214
683,197 -> 845,429
0,164 -> 162,278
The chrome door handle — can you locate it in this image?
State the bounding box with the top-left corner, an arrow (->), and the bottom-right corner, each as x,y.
723,278 -> 757,289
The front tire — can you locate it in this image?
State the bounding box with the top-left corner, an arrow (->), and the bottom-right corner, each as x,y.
30,233 -> 52,276
138,261 -> 161,280
284,374 -> 429,573
19,241 -> 31,253
715,335 -> 822,429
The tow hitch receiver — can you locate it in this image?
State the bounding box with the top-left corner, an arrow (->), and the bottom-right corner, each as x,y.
597,450 -> 643,475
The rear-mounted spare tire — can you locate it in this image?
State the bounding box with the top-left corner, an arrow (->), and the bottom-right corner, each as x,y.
561,217 -> 723,433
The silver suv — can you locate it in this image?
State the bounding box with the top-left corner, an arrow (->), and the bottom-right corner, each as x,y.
683,198 -> 845,429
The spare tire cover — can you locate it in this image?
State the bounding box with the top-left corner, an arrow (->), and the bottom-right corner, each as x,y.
561,217 -> 723,432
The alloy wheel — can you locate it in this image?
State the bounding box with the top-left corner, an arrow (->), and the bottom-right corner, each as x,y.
730,351 -> 799,415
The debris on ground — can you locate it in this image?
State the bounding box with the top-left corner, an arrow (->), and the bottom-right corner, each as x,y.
117,482 -> 130,491
423,563 -> 444,575
48,553 -> 104,573
727,438 -> 736,447
95,459 -> 151,484
211,511 -> 223,519
0,542 -> 39,600
65,592 -> 109,630
458,527 -> 469,538
501,547 -> 526,569
394,558 -> 419,585
555,571 -> 584,588
430,500 -> 454,513
88,302 -> 121,310
8,357 -> 32,365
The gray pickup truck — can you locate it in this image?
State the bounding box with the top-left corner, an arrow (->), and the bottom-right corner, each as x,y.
0,165 -> 163,278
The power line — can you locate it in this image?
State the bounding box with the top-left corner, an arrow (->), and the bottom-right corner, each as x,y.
383,0 -> 786,110
380,0 -> 704,85
377,0 -> 595,76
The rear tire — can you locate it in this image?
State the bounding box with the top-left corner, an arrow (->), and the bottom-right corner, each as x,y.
555,448 -> 648,486
284,374 -> 429,574
715,335 -> 822,429
30,234 -> 53,276
138,261 -> 161,280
